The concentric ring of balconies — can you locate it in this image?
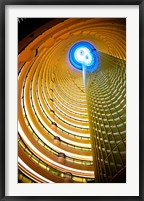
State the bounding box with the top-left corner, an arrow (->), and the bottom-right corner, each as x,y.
19,59 -> 92,150
18,25 -> 95,182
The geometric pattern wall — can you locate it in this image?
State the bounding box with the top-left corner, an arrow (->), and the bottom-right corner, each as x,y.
86,52 -> 126,182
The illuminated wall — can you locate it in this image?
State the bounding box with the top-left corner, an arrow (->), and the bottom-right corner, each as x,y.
86,52 -> 126,182
18,18 -> 126,183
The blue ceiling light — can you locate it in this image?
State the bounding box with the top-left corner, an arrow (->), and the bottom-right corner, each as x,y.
69,41 -> 99,72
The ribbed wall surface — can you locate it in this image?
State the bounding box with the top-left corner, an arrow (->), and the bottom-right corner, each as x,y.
86,52 -> 126,182
18,18 -> 126,183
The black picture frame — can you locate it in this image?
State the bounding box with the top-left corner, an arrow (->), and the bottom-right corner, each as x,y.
0,0 -> 143,200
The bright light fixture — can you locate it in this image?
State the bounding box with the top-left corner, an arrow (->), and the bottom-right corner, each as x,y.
69,41 -> 99,72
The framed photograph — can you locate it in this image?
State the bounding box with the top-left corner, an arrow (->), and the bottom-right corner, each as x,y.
0,0 -> 143,200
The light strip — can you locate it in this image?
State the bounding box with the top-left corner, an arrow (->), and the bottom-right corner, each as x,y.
23,96 -> 92,160
18,122 -> 94,176
32,97 -> 91,147
18,157 -> 54,183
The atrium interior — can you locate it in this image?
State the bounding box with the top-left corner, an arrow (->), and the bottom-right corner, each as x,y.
18,18 -> 126,183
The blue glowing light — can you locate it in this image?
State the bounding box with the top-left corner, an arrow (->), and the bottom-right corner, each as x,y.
69,41 -> 99,72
